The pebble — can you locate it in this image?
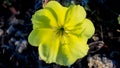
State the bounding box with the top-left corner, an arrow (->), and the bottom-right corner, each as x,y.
15,40 -> 27,53
88,54 -> 116,68
0,29 -> 4,36
9,16 -> 24,25
0,21 -> 4,27
15,31 -> 22,37
6,25 -> 15,34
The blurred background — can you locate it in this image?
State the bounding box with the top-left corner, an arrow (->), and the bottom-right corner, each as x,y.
0,0 -> 120,68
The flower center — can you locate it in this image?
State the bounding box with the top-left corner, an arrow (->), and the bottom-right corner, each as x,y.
60,27 -> 64,32
59,27 -> 65,36
56,27 -> 66,37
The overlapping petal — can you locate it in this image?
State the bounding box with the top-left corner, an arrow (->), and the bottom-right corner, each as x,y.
79,19 -> 95,39
38,32 -> 60,63
31,9 -> 57,29
56,34 -> 89,66
64,5 -> 86,30
45,1 -> 68,26
28,29 -> 54,46
68,19 -> 95,42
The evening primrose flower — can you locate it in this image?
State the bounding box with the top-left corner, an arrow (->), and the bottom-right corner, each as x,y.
28,1 -> 95,66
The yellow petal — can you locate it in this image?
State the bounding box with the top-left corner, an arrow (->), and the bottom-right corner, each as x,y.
64,5 -> 86,30
28,29 -> 53,46
79,19 -> 95,39
38,36 -> 60,63
68,19 -> 95,41
31,8 -> 57,29
45,1 -> 68,26
56,34 -> 89,66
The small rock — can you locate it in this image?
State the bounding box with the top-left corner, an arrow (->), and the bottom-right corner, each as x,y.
0,29 -> 4,36
15,40 -> 27,53
10,37 -> 16,42
108,32 -> 113,38
9,16 -> 24,25
6,25 -> 15,34
88,54 -> 116,68
0,21 -> 4,27
8,37 -> 16,45
92,34 -> 99,41
15,41 -> 20,46
15,31 -> 22,37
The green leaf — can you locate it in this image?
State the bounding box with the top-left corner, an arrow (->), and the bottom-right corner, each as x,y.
117,15 -> 120,24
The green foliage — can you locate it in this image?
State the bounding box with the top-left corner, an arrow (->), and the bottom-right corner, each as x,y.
117,15 -> 120,24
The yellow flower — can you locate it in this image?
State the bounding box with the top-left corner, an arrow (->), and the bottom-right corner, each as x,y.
28,1 -> 95,66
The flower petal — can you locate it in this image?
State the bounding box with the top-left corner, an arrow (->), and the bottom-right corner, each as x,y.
38,36 -> 60,63
79,19 -> 95,39
56,34 -> 89,66
45,1 -> 68,26
28,29 -> 54,46
31,8 -> 57,29
69,19 -> 95,41
64,5 -> 86,29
